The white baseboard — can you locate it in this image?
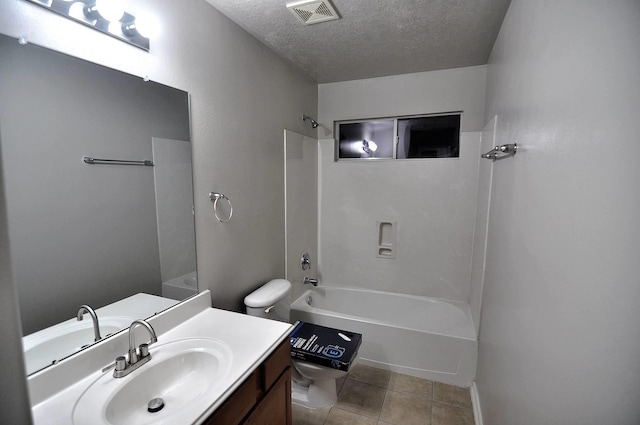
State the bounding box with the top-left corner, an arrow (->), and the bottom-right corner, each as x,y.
471,382 -> 483,425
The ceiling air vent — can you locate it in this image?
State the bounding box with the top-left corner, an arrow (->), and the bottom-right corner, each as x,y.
287,0 -> 341,25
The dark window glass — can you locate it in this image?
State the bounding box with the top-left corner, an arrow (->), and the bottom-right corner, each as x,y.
397,115 -> 460,158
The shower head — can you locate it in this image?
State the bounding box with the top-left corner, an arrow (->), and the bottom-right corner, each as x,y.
302,114 -> 319,128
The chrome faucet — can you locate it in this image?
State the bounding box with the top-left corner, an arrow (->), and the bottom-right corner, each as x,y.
112,319 -> 157,378
303,277 -> 318,286
77,305 -> 101,342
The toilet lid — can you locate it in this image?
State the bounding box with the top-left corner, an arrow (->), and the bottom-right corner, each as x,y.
289,321 -> 362,372
244,279 -> 291,308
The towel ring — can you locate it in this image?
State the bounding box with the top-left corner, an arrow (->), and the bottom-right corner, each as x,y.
209,192 -> 233,223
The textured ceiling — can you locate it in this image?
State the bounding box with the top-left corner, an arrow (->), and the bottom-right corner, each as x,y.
203,0 -> 512,83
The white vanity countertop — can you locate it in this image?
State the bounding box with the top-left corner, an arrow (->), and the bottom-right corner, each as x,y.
29,291 -> 293,425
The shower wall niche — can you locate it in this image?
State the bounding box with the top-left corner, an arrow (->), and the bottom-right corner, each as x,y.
376,221 -> 396,259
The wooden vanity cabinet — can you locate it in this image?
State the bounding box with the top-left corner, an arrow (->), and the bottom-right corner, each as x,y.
204,338 -> 292,425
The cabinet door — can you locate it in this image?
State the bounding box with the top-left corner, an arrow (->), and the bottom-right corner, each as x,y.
245,368 -> 292,425
203,371 -> 261,425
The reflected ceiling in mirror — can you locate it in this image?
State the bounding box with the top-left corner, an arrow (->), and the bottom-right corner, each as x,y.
0,33 -> 195,374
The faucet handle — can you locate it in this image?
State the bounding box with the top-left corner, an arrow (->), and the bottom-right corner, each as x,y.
139,343 -> 150,358
115,356 -> 127,372
301,252 -> 311,270
103,356 -> 126,373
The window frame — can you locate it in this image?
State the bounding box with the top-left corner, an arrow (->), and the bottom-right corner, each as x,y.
334,111 -> 462,162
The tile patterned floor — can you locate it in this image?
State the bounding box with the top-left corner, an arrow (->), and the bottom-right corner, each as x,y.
292,364 -> 475,425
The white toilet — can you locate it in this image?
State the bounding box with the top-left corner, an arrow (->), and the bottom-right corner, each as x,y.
244,279 -> 361,409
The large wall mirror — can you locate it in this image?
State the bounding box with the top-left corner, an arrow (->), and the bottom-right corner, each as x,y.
0,33 -> 196,375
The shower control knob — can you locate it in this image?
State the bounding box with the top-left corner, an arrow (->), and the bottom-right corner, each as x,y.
301,252 -> 311,270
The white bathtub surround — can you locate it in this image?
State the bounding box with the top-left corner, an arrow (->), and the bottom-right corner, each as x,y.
152,137 -> 197,284
161,270 -> 198,300
291,286 -> 477,387
284,129 -> 319,304
469,116 -> 497,336
317,133 -> 481,302
317,66 -> 486,303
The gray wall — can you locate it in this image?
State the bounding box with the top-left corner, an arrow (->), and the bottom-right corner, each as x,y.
476,1 -> 640,424
0,0 -> 316,417
0,36 -> 190,334
0,146 -> 32,425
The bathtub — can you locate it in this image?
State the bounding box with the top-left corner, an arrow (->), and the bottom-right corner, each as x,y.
290,286 -> 477,387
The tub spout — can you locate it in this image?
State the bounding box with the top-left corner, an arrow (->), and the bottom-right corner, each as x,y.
303,277 -> 318,286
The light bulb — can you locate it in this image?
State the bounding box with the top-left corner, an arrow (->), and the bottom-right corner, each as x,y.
95,0 -> 125,22
133,14 -> 159,38
362,140 -> 378,154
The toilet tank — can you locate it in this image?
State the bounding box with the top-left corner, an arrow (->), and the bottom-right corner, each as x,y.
244,279 -> 291,323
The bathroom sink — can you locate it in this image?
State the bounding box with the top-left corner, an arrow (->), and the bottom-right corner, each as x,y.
72,338 -> 232,425
23,316 -> 133,375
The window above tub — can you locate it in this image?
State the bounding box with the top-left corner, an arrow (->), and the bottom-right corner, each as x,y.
335,113 -> 461,161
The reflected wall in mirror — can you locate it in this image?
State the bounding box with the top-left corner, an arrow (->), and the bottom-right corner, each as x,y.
0,33 -> 196,374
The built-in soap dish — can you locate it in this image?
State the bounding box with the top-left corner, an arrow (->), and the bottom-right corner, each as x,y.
376,221 -> 396,259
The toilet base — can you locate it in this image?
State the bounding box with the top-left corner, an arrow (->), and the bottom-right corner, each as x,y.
291,378 -> 338,409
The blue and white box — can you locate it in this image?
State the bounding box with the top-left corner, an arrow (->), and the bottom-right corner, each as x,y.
289,321 -> 362,371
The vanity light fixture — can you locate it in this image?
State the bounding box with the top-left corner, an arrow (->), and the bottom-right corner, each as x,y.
24,0 -> 151,51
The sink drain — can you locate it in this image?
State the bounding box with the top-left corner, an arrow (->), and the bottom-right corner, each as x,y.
147,398 -> 165,413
